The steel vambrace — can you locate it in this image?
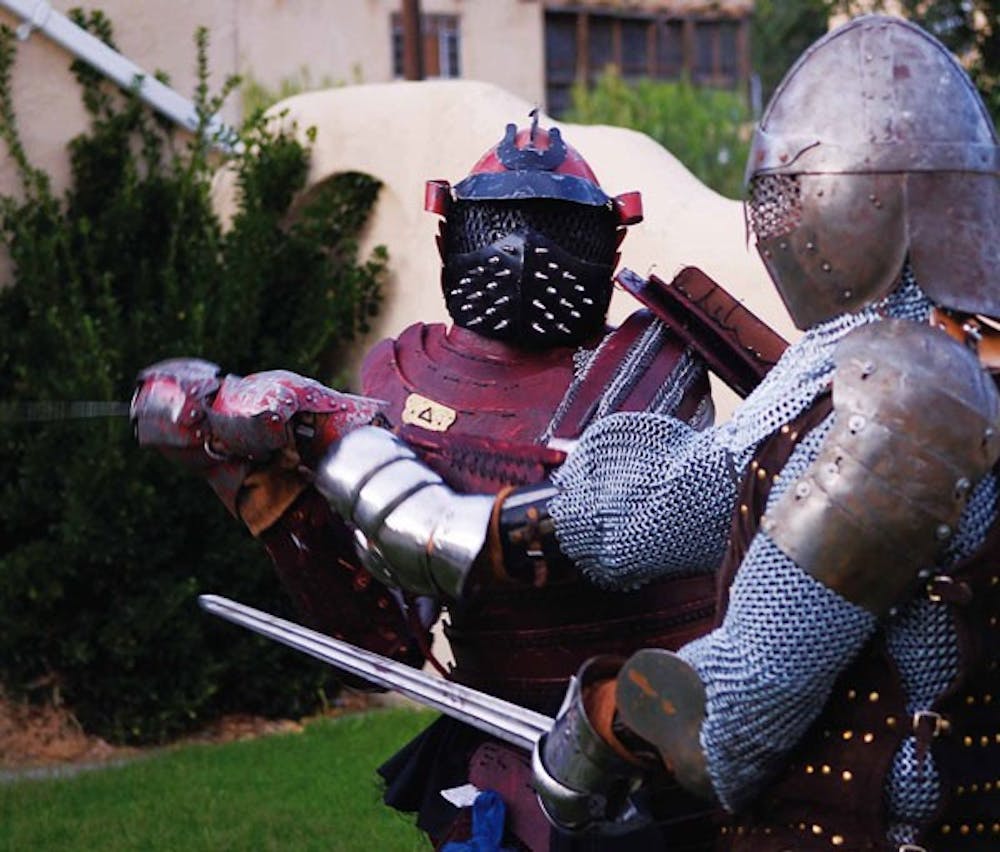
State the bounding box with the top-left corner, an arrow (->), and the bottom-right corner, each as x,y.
315,426 -> 495,599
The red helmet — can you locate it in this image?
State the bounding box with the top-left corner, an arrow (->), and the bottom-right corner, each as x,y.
424,116 -> 642,347
426,115 -> 642,224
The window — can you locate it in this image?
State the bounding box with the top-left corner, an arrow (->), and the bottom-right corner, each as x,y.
544,7 -> 750,115
391,13 -> 461,79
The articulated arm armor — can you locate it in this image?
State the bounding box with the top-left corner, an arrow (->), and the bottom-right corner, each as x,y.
314,425 -> 584,598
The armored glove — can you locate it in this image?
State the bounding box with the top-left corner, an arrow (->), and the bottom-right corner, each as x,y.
533,650 -> 716,833
131,358 -> 385,529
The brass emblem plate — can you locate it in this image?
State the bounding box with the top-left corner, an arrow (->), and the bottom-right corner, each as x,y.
402,392 -> 457,432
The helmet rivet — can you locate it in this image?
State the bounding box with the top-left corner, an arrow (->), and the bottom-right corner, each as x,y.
842,288 -> 853,299
806,242 -> 816,251
936,524 -> 952,541
779,241 -> 788,251
821,261 -> 833,272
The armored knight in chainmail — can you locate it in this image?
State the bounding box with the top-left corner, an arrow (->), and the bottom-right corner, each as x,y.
317,16 -> 1000,850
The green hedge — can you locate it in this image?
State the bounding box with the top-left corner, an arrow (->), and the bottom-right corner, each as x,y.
565,69 -> 751,200
0,14 -> 386,743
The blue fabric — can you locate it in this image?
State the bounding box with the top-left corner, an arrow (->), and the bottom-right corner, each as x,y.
441,790 -> 512,852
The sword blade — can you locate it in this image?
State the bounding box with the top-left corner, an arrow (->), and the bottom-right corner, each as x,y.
198,594 -> 553,751
0,400 -> 130,422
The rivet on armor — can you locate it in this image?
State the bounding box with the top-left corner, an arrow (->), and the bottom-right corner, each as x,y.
751,459 -> 759,470
847,689 -> 857,700
863,732 -> 875,743
821,261 -> 832,272
821,764 -> 831,775
935,524 -> 952,541
805,764 -> 815,774
772,473 -> 780,484
780,424 -> 790,435
963,735 -> 974,747
779,241 -> 788,251
842,730 -> 854,740
960,825 -> 970,835
886,716 -> 897,728
763,249 -> 772,259
976,823 -> 985,834
971,783 -> 979,793
757,468 -> 768,480
842,770 -> 853,782
811,824 -> 823,835
987,694 -> 994,703
869,692 -> 879,703
795,481 -> 811,498
981,735 -> 990,746
991,576 -> 998,586
740,504 -> 749,516
954,477 -> 972,499
956,785 -> 965,796
966,695 -> 976,706
805,241 -> 816,251
848,414 -> 866,433
831,835 -> 845,846
940,825 -> 951,835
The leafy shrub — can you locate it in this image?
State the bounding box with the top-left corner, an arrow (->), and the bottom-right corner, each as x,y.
565,68 -> 751,199
0,14 -> 387,743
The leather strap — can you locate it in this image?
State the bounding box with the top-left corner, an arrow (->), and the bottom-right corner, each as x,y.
617,266 -> 788,398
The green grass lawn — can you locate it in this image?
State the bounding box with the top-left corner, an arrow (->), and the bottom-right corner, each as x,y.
0,708 -> 438,852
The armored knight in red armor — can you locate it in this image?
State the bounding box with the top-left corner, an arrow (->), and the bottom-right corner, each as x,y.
133,117 -> 785,850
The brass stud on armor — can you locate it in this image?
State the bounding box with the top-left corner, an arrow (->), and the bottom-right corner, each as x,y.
863,733 -> 875,743
847,689 -> 857,700
941,824 -> 951,835
821,764 -> 831,775
842,730 -> 854,740
811,824 -> 823,835
868,692 -> 879,703
757,467 -> 768,481
842,770 -> 853,782
806,764 -> 815,774
740,504 -> 749,516
963,735 -> 974,747
831,835 -> 845,846
886,716 -> 897,728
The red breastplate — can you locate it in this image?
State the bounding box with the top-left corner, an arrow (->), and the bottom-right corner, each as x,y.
362,317 -> 716,714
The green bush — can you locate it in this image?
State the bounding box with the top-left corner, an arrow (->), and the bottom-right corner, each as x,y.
565,68 -> 751,199
0,14 -> 387,743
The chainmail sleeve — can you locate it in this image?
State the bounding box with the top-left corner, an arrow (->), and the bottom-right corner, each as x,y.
548,411 -> 737,590
678,416 -> 878,812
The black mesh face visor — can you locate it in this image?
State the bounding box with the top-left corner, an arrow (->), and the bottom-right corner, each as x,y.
440,200 -> 618,347
443,199 -> 619,267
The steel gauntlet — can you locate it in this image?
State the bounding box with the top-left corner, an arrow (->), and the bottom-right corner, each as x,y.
532,657 -> 650,832
315,426 -> 495,599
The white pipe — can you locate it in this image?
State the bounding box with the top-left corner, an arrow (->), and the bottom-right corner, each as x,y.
0,0 -> 236,149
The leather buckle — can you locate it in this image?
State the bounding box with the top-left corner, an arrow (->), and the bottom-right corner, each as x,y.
912,710 -> 950,738
925,574 -> 972,605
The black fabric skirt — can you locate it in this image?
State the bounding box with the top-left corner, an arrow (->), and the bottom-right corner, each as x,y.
378,715 -> 717,851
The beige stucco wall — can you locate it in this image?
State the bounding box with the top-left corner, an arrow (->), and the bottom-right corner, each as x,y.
225,79 -> 793,419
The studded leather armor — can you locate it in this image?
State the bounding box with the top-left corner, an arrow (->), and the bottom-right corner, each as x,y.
714,388 -> 1000,851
